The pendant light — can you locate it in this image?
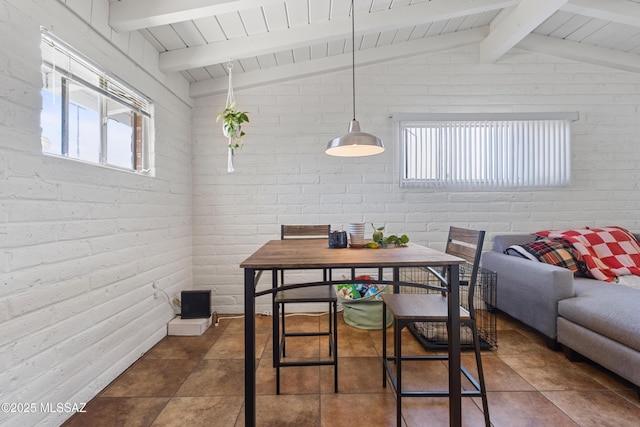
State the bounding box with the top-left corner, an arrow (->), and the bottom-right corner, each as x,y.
326,0 -> 384,157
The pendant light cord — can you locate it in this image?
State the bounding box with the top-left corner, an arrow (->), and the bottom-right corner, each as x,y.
351,0 -> 356,121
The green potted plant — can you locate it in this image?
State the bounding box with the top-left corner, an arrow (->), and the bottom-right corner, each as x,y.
216,102 -> 249,153
366,224 -> 410,248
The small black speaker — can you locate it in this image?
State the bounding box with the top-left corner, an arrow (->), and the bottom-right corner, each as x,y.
181,290 -> 211,319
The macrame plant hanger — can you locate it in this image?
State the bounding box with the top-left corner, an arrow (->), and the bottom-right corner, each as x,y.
225,62 -> 236,173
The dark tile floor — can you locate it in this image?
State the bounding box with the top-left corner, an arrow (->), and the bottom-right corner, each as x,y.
63,312 -> 640,427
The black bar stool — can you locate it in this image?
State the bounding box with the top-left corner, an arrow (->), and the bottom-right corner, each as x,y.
381,227 -> 490,426
273,225 -> 338,394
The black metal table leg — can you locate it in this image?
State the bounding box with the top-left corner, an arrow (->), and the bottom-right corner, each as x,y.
382,302 -> 387,388
272,269 -> 278,368
396,318 -> 402,427
333,298 -> 338,393
449,263 -> 461,427
244,268 -> 256,427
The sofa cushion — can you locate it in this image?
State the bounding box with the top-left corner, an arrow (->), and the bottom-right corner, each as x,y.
536,226 -> 640,282
492,234 -> 536,253
558,278 -> 640,352
505,238 -> 581,273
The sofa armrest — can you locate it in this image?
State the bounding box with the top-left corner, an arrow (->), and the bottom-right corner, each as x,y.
482,251 -> 575,340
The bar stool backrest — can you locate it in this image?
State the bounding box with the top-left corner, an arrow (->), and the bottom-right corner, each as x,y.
281,224 -> 330,240
445,226 -> 485,315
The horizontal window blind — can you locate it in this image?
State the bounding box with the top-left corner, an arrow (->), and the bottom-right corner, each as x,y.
41,29 -> 152,118
397,114 -> 576,188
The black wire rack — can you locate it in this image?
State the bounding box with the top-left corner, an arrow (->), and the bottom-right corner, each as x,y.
399,263 -> 498,350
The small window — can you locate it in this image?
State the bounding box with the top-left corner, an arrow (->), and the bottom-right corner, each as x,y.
395,113 -> 578,188
40,29 -> 153,173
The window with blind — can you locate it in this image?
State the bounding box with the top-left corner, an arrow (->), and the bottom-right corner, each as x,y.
396,113 -> 577,188
40,29 -> 153,173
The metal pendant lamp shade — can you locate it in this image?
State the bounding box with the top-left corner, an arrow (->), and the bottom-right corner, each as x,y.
326,120 -> 384,157
325,1 -> 384,157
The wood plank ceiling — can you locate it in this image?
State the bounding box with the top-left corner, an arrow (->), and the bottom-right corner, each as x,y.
107,0 -> 640,98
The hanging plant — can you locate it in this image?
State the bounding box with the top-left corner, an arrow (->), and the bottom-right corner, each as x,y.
216,102 -> 249,153
218,62 -> 248,174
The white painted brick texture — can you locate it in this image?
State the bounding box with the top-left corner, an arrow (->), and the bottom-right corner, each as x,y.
192,46 -> 640,315
1,0 -> 640,424
0,1 -> 192,426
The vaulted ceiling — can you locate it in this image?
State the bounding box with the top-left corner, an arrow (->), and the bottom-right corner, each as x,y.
108,0 -> 640,99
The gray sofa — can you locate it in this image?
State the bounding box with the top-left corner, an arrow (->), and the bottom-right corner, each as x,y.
482,234 -> 640,390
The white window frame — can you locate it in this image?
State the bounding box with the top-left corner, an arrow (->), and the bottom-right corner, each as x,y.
394,112 -> 578,189
40,29 -> 154,174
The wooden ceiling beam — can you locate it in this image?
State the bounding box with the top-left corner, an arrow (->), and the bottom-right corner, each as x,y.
189,27 -> 489,97
160,0 -> 517,73
109,0 -> 283,33
479,0 -> 568,64
518,33 -> 640,73
563,0 -> 640,28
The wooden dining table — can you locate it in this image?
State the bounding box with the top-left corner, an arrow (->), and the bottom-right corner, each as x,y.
240,239 -> 466,427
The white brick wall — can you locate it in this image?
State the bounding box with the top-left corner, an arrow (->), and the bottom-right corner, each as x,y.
0,1 -> 192,426
2,0 -> 640,424
192,46 -> 640,315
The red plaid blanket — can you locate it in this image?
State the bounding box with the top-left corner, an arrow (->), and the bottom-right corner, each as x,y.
535,226 -> 640,282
